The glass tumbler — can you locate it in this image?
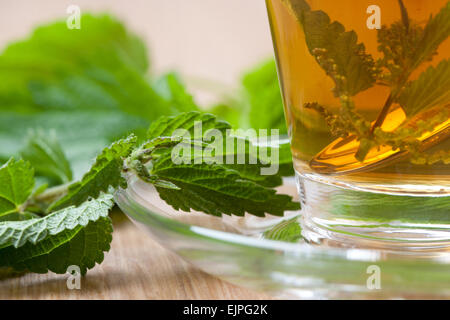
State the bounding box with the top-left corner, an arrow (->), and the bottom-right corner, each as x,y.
266,0 -> 450,254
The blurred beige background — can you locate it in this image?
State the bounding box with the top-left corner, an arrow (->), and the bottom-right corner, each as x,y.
0,0 -> 274,103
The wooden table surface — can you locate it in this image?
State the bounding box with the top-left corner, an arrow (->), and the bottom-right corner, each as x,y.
0,219 -> 272,300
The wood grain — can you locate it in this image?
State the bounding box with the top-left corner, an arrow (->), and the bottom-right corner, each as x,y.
0,220 -> 272,300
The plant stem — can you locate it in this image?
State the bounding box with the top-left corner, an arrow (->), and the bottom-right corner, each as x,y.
371,0 -> 410,134
398,0 -> 410,32
35,183 -> 71,202
370,93 -> 394,133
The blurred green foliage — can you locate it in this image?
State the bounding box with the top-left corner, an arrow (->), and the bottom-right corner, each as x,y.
211,59 -> 287,135
0,14 -> 288,178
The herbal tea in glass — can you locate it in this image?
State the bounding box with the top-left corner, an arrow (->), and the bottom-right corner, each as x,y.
266,0 -> 450,253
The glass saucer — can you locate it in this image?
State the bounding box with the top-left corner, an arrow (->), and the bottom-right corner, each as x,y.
115,175 -> 450,299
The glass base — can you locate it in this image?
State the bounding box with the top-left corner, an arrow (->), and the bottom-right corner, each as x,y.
296,172 -> 450,257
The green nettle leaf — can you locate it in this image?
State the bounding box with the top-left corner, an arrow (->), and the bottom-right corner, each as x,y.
203,135 -> 294,187
263,217 -> 303,243
0,212 -> 41,223
0,194 -> 114,274
0,14 -> 200,178
283,0 -> 310,13
145,112 -> 294,184
0,159 -> 34,218
20,129 -> 73,186
411,2 -> 450,71
154,73 -> 200,114
304,12 -> 377,96
209,102 -> 243,131
0,110 -> 147,179
209,59 -> 288,134
173,136 -> 282,188
376,2 -> 449,86
48,135 -> 137,211
243,60 -> 287,134
134,112 -> 300,217
277,141 -> 296,177
147,111 -> 231,140
285,0 -> 377,96
0,193 -> 113,249
0,217 -> 112,275
214,140 -> 283,188
0,14 -> 167,119
397,59 -> 450,118
377,21 -> 425,84
152,153 -> 299,217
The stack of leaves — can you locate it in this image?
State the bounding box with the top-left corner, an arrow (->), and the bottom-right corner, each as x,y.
0,112 -> 299,276
0,134 -> 137,275
0,13 -> 298,277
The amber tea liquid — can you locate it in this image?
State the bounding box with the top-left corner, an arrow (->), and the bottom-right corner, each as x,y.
267,0 -> 450,252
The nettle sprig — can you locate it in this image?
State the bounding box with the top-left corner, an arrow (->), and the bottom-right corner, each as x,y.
285,0 -> 450,164
0,112 -> 299,275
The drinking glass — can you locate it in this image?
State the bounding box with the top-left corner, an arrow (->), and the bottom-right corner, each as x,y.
266,0 -> 450,254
